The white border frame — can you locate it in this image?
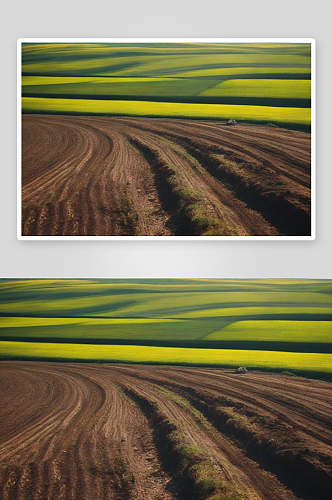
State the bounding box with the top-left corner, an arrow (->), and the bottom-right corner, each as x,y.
17,38 -> 316,241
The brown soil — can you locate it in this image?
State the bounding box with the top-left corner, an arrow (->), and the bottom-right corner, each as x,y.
21,116 -> 311,236
0,362 -> 330,500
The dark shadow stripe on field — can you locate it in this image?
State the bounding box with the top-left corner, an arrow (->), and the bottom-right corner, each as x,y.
1,313 -> 331,321
0,337 -> 331,353
22,50 -> 311,64
21,73 -> 312,81
21,63 -> 312,78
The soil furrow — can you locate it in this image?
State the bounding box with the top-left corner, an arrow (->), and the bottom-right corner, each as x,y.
22,115 -> 311,236
1,362 -> 329,500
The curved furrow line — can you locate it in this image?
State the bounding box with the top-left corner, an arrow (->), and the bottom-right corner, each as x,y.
116,371 -> 259,498
192,369 -> 332,433
115,122 -> 263,236
67,117 -> 172,236
88,373 -> 175,499
116,365 -> 332,467
160,368 -> 332,449
111,119 -> 308,234
117,117 -> 311,184
179,122 -> 311,178
116,369 -> 300,500
22,123 -> 95,204
59,365 -> 177,500
174,120 -> 311,178
117,121 -> 278,235
91,120 -> 174,236
0,369 -> 84,464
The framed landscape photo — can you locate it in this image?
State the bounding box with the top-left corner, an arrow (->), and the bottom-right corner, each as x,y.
0,278 -> 332,499
18,38 -> 315,239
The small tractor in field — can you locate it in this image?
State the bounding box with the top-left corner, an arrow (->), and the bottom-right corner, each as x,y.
226,119 -> 237,126
235,366 -> 248,374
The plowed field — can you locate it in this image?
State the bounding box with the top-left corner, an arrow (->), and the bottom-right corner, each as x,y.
0,362 -> 331,500
21,115 -> 311,236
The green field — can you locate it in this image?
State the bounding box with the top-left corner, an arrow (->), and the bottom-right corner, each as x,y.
22,76 -> 217,98
0,279 -> 331,378
0,317 -> 223,341
22,48 -> 310,77
200,79 -> 311,99
22,97 -> 311,127
21,42 -> 312,128
171,67 -> 311,77
1,341 -> 331,377
169,306 -> 332,318
205,321 -> 332,343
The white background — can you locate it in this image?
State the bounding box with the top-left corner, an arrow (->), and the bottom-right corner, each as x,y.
1,0 -> 331,278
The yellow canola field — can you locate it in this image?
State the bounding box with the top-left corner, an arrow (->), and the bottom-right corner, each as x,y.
22,97 -> 311,126
1,342 -> 331,375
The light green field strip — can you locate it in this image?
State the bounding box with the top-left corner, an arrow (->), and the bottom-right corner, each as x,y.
99,295 -> 332,318
204,321 -> 332,342
22,98 -> 311,126
22,76 -> 216,98
104,54 -> 310,76
0,342 -> 331,374
0,317 -> 178,328
22,76 -> 178,85
0,317 -> 219,341
171,67 -> 312,77
0,293 -> 140,313
170,307 -> 332,319
200,79 -> 311,99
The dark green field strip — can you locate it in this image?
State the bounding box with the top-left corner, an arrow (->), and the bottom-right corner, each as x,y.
2,281 -> 332,299
0,337 -> 330,353
22,72 -> 311,80
0,320 -> 224,341
1,282 -> 295,296
24,50 -> 257,63
21,92 -> 311,108
21,48 -> 311,64
0,301 -> 138,317
1,308 -> 332,320
1,313 -> 332,321
22,79 -> 216,97
21,65 -> 311,78
1,290 -> 330,304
